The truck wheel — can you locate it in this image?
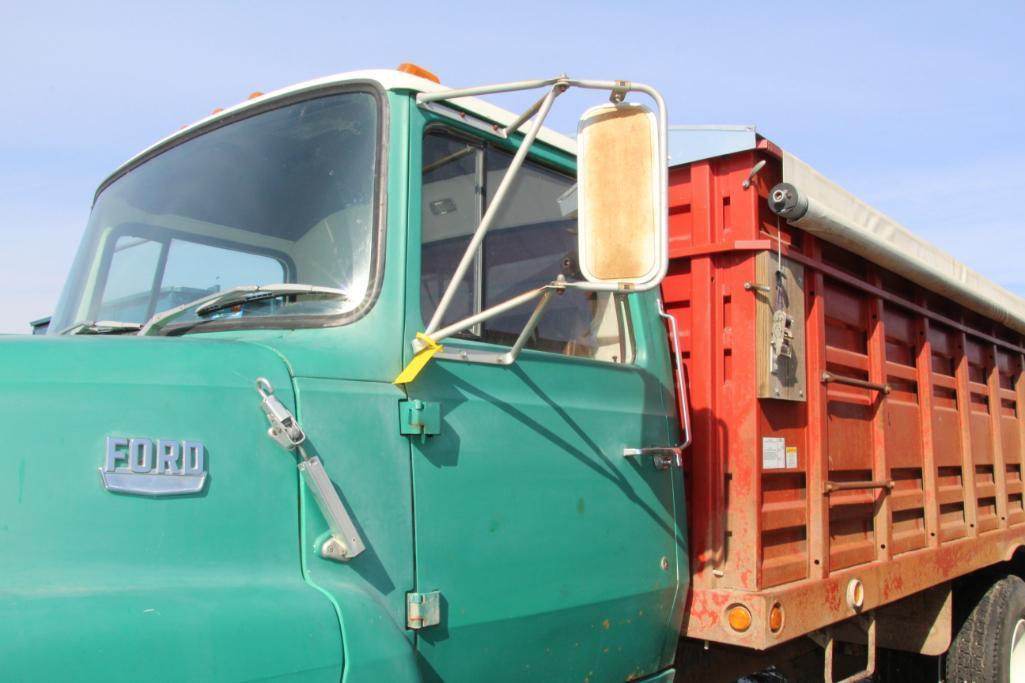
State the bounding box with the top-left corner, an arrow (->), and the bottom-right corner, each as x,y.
946,575 -> 1025,683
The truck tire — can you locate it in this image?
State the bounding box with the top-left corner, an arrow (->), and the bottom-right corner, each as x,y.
946,575 -> 1025,683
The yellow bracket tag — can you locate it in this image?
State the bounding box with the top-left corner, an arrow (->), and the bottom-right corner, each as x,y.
393,333 -> 443,385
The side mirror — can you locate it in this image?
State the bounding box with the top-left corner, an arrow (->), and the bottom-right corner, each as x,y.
576,102 -> 667,290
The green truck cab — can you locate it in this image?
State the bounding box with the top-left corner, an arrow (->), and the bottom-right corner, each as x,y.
2,70 -> 686,682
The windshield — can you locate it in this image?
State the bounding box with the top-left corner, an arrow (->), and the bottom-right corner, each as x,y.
51,90 -> 381,333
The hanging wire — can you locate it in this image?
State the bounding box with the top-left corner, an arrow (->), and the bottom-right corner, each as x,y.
774,214 -> 785,311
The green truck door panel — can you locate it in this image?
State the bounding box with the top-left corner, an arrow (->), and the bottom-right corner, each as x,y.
0,337 -> 342,682
409,340 -> 683,683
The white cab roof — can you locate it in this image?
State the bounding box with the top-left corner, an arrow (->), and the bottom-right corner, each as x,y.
109,69 -> 577,184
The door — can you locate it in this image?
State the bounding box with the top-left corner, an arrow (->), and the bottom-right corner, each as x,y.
405,127 -> 685,683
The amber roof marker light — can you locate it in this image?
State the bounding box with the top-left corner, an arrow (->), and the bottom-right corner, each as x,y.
397,62 -> 441,84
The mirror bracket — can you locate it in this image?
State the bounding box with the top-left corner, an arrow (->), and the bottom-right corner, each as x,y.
416,76 -> 668,331
399,76 -> 668,379
609,80 -> 629,104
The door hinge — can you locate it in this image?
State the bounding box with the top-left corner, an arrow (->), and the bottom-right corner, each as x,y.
406,590 -> 441,630
399,399 -> 441,438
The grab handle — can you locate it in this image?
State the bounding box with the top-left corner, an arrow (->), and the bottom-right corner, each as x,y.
821,371 -> 891,395
824,480 -> 895,494
657,298 -> 692,451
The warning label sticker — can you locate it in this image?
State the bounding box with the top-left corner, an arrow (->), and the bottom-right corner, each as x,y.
786,446 -> 798,469
762,437 -> 786,470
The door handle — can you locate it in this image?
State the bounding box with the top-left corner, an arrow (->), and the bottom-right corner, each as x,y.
623,447 -> 682,470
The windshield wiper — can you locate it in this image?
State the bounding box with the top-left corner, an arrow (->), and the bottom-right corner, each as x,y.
138,284 -> 349,336
59,320 -> 144,336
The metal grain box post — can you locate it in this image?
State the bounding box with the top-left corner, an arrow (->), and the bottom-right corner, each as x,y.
661,130 -> 1025,650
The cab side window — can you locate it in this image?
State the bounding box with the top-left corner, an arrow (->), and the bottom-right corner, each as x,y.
420,131 -> 633,363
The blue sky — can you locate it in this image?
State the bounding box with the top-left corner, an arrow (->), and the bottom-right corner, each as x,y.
1,1 -> 1022,332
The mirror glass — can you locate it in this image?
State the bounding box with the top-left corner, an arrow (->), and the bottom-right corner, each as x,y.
576,103 -> 666,289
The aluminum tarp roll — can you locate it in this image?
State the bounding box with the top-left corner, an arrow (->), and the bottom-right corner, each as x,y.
772,151 -> 1025,335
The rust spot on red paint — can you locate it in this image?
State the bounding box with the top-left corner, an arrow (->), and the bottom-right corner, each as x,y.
685,588 -> 731,629
935,548 -> 960,575
824,581 -> 842,612
734,468 -> 754,492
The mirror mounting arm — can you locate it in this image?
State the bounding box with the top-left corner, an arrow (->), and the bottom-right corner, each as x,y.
403,75 -> 670,380
422,83 -> 564,337
497,280 -> 560,366
417,76 -> 668,339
